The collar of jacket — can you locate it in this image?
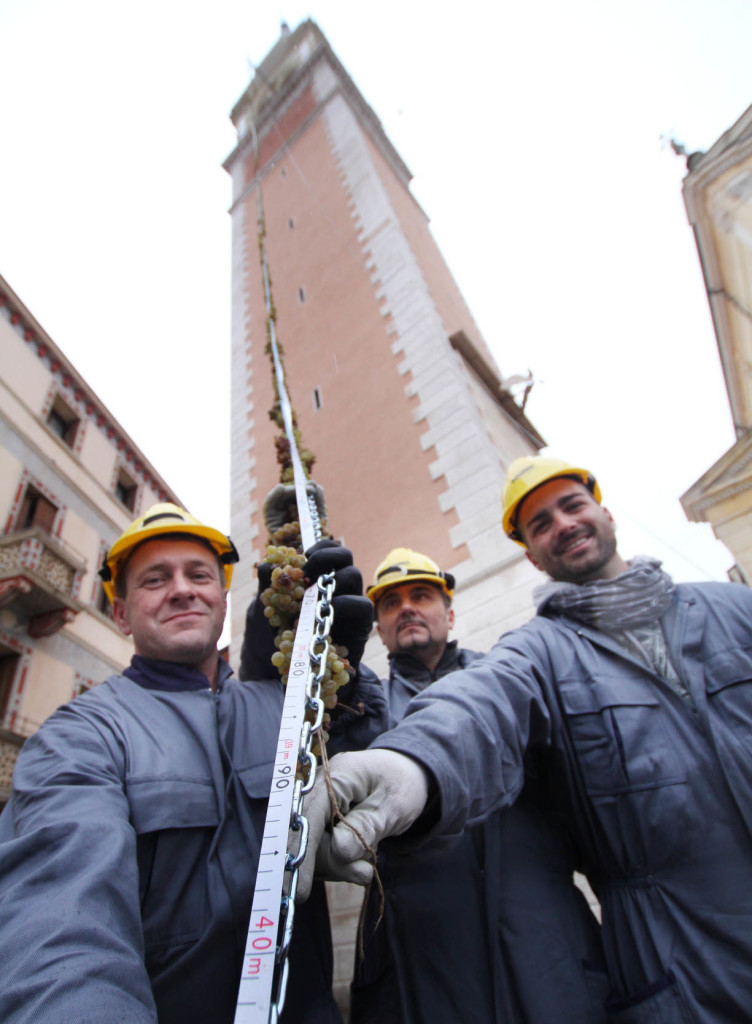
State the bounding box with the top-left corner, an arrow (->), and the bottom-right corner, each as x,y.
124,655 -> 234,692
540,589 -> 690,683
388,639 -> 473,684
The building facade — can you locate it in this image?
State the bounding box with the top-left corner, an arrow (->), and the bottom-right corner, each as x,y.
0,272 -> 180,802
224,20 -> 549,1007
680,105 -> 752,579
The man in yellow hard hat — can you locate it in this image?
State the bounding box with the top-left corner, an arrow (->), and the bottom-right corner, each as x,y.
501,455 -> 626,583
311,455 -> 752,1024
0,503 -> 328,1024
367,547 -> 456,678
347,545 -> 605,1024
101,502 -> 239,685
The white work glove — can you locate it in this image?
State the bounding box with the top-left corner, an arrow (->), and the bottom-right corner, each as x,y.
296,749 -> 429,900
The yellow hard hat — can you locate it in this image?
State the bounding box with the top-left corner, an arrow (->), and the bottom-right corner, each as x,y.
99,503 -> 239,602
501,456 -> 601,546
366,547 -> 455,605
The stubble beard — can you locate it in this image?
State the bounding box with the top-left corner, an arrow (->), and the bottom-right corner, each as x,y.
552,528 -> 618,584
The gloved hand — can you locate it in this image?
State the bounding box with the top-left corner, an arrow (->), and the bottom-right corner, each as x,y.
296,769 -> 374,901
296,749 -> 430,900
263,482 -> 327,534
304,540 -> 373,671
238,580 -> 277,680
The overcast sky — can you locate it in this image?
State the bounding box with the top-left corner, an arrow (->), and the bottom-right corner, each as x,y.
1,0 -> 750,593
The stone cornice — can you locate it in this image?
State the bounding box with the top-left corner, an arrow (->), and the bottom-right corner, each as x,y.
682,105 -> 752,209
681,106 -> 752,436
681,429 -> 752,519
449,330 -> 546,449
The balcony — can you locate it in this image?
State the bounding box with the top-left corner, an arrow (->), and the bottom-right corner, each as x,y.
0,529 -> 85,637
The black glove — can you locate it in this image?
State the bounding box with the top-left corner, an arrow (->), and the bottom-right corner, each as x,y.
239,543 -> 374,680
238,562 -> 277,681
303,540 -> 373,671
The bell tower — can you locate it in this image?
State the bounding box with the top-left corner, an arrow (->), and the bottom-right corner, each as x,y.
224,19 -> 544,668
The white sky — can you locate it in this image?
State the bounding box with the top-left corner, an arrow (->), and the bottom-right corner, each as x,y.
1,0 -> 751,591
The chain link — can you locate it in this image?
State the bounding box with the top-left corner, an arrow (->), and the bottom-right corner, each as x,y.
267,571 -> 334,1021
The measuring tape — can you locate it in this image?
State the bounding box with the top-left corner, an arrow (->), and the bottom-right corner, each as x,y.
234,152 -> 330,1023
234,578 -> 328,1023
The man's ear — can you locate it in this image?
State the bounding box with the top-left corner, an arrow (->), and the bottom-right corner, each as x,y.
375,620 -> 383,644
112,598 -> 132,637
602,506 -> 616,526
447,606 -> 455,631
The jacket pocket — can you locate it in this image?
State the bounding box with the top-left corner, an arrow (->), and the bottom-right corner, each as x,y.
127,775 -> 219,834
129,778 -> 220,954
559,675 -> 685,796
605,973 -> 694,1023
705,646 -> 752,698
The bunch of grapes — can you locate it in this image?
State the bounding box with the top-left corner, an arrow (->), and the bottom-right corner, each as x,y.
270,630 -> 351,706
260,544 -> 306,631
259,523 -> 353,747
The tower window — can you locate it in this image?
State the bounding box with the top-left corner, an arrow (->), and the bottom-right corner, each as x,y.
312,387 -> 323,411
288,218 -> 295,229
298,287 -> 306,303
280,167 -> 287,178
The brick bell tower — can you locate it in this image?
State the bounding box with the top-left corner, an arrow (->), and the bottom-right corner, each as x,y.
224,19 -> 545,670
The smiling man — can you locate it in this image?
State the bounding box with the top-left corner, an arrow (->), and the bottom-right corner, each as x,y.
315,455 -> 752,1024
515,474 -> 627,583
113,537 -> 229,675
0,503 -> 328,1024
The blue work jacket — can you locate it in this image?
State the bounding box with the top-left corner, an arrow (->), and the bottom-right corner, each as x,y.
0,658 -> 339,1024
352,642 -> 607,1024
372,582 -> 752,1023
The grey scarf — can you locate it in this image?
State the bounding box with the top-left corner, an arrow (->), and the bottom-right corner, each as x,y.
534,555 -> 676,631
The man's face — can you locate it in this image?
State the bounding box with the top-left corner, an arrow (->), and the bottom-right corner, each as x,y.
112,538 -> 227,675
375,582 -> 454,664
518,477 -> 624,583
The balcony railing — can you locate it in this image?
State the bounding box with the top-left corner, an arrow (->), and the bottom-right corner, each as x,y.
0,528 -> 85,636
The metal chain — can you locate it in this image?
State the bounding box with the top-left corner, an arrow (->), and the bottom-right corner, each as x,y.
268,572 -> 333,1022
